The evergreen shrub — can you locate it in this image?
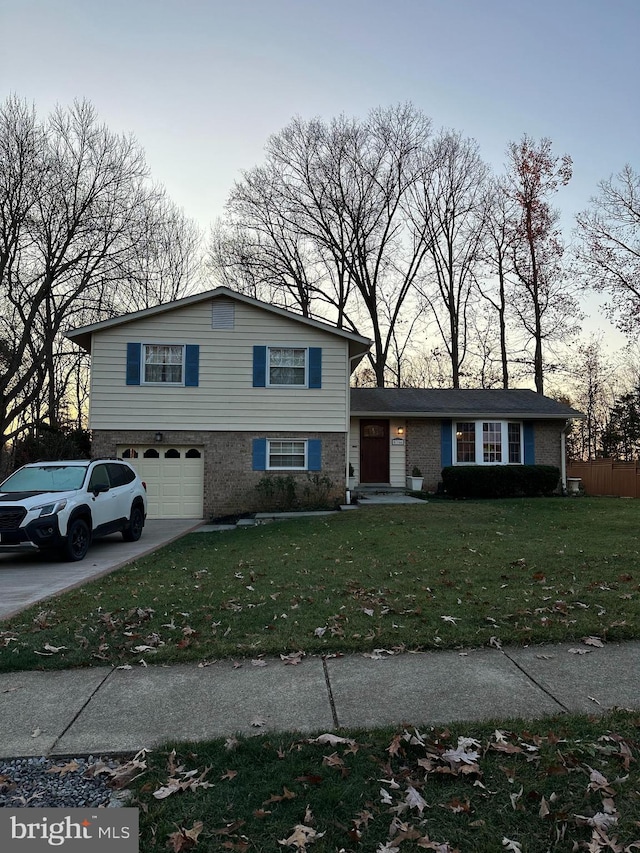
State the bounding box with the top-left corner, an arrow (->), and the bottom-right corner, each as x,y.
441,465 -> 560,498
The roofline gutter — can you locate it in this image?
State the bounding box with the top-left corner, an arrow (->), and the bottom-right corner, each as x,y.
350,411 -> 586,421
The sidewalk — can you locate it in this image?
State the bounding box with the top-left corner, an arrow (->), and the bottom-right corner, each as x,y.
1,641 -> 638,759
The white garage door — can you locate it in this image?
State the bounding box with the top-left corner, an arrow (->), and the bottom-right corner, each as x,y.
118,446 -> 204,519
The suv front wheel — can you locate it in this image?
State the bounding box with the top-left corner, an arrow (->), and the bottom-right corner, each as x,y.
63,518 -> 91,562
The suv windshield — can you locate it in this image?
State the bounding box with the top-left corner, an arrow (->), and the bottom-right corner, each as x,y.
0,465 -> 89,493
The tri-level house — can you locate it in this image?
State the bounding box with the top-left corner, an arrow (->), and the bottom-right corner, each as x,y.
67,287 -> 583,519
66,287 -> 370,519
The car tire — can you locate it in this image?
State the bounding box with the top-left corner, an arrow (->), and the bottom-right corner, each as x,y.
122,504 -> 144,542
62,518 -> 91,562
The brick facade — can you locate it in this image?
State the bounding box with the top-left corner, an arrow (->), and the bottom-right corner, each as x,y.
92,430 -> 346,519
405,419 -> 442,492
403,417 -> 566,493
532,420 -> 564,467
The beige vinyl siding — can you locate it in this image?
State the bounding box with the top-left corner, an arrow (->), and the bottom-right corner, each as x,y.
88,299 -> 350,432
348,420 -> 360,483
389,419 -> 407,487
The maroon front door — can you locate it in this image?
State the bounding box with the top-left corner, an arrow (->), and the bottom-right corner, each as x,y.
360,419 -> 390,483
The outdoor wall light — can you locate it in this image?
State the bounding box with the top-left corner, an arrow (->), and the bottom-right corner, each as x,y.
397,426 -> 405,436
154,432 -> 163,442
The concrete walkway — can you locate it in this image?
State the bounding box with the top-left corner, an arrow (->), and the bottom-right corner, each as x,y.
0,519 -> 202,620
1,641 -> 638,759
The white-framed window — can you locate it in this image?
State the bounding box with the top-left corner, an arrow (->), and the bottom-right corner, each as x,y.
268,347 -> 307,387
143,344 -> 184,384
454,421 -> 522,465
267,439 -> 307,470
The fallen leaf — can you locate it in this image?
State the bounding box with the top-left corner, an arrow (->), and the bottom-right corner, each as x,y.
221,769 -> 238,781
278,824 -> 324,849
310,734 -> 356,748
322,752 -> 344,768
502,839 -> 523,852
263,786 -> 296,805
404,784 -> 428,814
46,761 -> 79,777
280,651 -> 305,665
167,820 -> 203,852
582,636 -> 604,647
509,786 -> 524,810
31,727 -> 41,738
251,659 -> 267,667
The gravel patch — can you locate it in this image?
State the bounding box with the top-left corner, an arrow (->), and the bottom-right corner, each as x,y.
0,756 -> 130,808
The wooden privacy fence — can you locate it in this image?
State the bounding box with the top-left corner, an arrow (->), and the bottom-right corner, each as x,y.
567,459 -> 640,498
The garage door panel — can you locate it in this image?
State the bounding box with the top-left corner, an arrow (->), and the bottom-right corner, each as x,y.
118,446 -> 204,519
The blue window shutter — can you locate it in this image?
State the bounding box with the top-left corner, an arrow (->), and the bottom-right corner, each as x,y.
185,345 -> 199,386
308,439 -> 322,471
253,346 -> 266,387
308,347 -> 322,388
126,343 -> 141,385
441,420 -> 453,467
252,438 -> 267,470
523,422 -> 535,464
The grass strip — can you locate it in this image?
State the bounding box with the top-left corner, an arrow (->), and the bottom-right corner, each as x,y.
123,710 -> 640,852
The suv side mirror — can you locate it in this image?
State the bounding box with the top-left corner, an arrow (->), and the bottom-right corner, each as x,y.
92,483 -> 110,496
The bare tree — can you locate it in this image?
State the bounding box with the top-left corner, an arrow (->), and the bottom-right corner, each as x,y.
475,176 -> 519,387
0,97 -> 200,450
561,336 -> 616,459
112,193 -> 203,314
575,164 -> 640,336
210,105 -> 434,385
504,135 -> 579,394
411,131 -> 489,387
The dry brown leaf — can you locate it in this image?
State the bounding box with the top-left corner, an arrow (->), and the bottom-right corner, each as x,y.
253,809 -> 271,819
278,823 -> 324,848
221,769 -> 238,781
167,820 -> 203,852
281,651 -> 305,665
263,786 -> 296,805
582,636 -> 605,647
322,752 -> 344,768
311,733 -> 356,748
46,761 -> 79,777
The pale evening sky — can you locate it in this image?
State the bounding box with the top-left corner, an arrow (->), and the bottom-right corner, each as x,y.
1,0 -> 638,347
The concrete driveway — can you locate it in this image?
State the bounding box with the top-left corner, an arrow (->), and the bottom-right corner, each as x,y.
0,519 -> 202,621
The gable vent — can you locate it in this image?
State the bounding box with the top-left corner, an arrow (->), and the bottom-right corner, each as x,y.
212,299 -> 235,329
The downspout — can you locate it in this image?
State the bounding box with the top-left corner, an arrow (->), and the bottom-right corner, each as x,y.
345,352 -> 361,504
560,420 -> 571,495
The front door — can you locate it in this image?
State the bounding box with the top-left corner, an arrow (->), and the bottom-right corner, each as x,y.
360,419 -> 390,483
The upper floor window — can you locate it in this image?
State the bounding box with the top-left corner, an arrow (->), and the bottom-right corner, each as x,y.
268,347 -> 306,386
454,421 -> 522,465
143,344 -> 184,384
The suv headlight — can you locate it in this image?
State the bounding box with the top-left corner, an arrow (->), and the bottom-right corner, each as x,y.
33,500 -> 67,517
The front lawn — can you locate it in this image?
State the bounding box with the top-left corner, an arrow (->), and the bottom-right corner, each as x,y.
1,498 -> 638,672
120,710 -> 640,852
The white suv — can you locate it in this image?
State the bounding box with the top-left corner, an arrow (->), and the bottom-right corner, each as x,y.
0,459 -> 147,562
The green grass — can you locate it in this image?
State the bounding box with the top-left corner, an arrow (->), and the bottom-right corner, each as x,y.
1,498 -> 639,672
121,710 -> 640,852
